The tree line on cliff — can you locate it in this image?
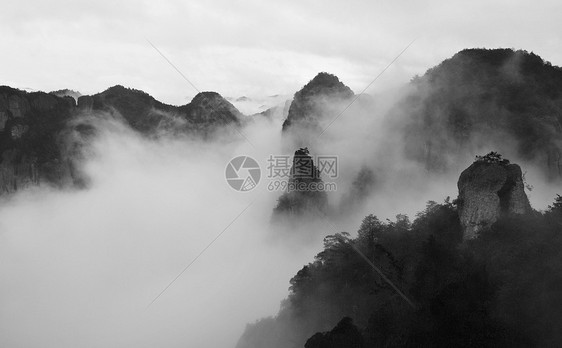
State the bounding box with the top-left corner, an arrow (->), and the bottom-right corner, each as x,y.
238,195 -> 562,347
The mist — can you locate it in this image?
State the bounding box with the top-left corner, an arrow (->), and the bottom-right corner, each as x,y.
0,111 -> 326,348
1,61 -> 560,347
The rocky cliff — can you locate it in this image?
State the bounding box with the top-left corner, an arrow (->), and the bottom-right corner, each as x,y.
0,86 -> 77,194
272,147 -> 329,222
457,152 -> 532,239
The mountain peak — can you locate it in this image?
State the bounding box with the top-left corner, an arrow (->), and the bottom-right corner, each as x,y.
298,72 -> 353,99
190,91 -> 225,104
399,47 -> 562,178
281,72 -> 354,137
101,85 -> 153,98
182,91 -> 242,126
309,71 -> 344,84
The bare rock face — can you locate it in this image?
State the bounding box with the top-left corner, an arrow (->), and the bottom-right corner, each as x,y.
457,153 -> 532,239
0,86 -> 79,195
271,147 -> 329,222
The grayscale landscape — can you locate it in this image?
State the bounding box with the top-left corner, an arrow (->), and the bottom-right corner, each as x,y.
1,1 -> 561,347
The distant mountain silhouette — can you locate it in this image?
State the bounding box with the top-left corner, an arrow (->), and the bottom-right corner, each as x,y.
78,85 -> 242,134
3,48 -> 562,196
0,85 -> 242,194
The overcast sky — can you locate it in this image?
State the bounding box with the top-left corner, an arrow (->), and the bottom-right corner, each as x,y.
1,0 -> 561,105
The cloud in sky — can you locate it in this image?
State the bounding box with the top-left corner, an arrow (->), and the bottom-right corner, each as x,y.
1,0 -> 561,104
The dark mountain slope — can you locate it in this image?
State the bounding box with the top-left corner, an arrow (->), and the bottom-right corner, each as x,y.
238,158 -> 562,348
0,86 -> 77,193
282,72 -> 354,146
393,48 -> 562,178
80,85 -> 177,133
177,91 -> 243,133
0,85 -> 243,194
80,86 -> 242,135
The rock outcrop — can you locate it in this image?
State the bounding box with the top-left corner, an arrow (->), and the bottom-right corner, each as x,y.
272,147 -> 329,222
457,152 -> 532,239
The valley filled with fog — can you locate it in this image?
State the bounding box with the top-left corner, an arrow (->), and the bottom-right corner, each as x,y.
1,0 -> 562,343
